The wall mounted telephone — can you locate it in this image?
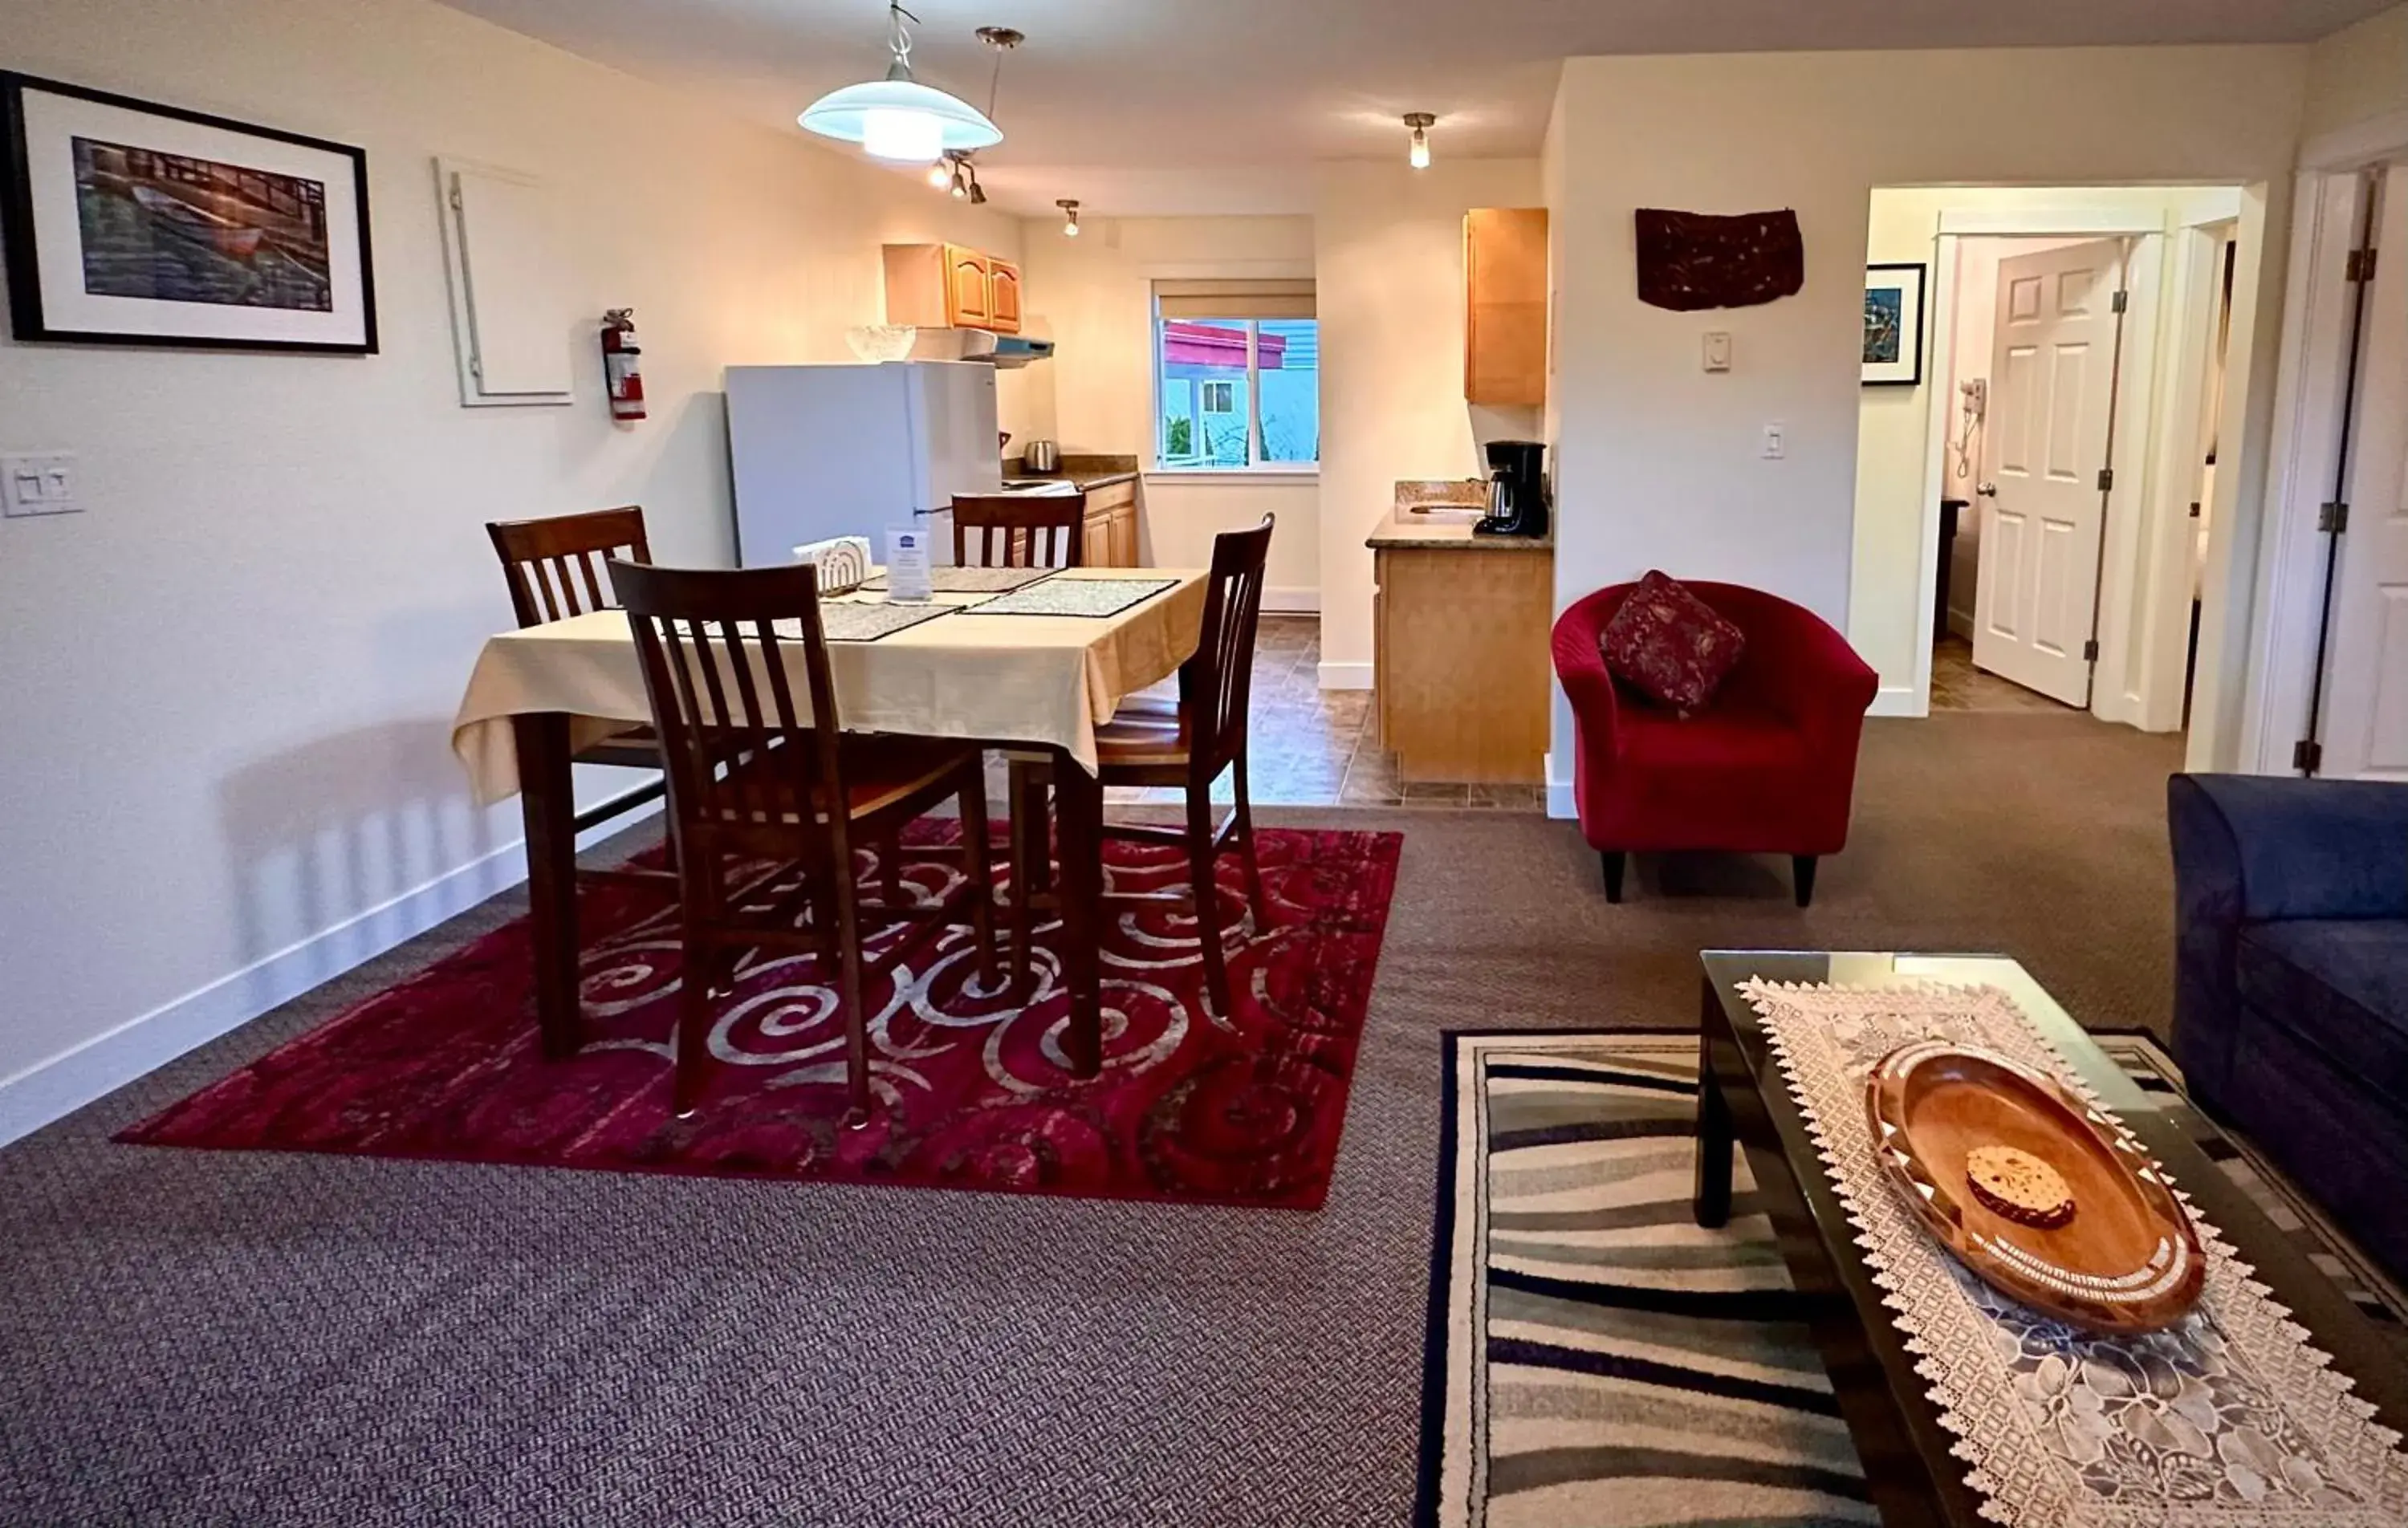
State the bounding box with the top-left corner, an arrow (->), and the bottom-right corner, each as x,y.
1952,377 -> 1989,479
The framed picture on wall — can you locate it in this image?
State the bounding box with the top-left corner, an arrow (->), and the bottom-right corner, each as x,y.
1861,262 -> 1926,386
0,73 -> 376,352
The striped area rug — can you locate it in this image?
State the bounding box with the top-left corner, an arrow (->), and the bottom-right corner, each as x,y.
1415,1030 -> 2408,1528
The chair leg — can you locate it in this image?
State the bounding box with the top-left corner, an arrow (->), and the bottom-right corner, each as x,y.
880,832 -> 904,909
958,769 -> 1001,988
831,866 -> 875,1129
1792,855 -> 1819,909
1007,761 -> 1045,1001
673,933 -> 716,1117
1600,851 -> 1626,904
1231,757 -> 1269,934
1187,784 -> 1231,1018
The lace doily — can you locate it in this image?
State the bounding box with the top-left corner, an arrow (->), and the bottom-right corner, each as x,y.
1739,980 -> 2408,1527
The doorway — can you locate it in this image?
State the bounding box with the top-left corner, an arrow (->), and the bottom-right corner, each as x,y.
1850,186 -> 2255,733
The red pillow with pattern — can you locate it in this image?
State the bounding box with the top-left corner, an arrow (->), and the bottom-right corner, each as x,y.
1598,571 -> 1747,715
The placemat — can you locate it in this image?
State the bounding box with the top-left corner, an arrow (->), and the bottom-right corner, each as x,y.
776,601 -> 956,643
1739,980 -> 2408,1528
969,576 -> 1179,619
860,566 -> 1056,595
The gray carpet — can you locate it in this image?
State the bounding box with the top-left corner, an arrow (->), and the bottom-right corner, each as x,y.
0,713 -> 2186,1526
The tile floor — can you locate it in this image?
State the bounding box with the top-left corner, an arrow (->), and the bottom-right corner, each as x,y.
1091,615 -> 1544,811
1929,636 -> 2081,713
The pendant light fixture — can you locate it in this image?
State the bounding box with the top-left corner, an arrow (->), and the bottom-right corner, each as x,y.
1058,199 -> 1081,238
801,3 -> 1003,162
1405,113 -> 1435,170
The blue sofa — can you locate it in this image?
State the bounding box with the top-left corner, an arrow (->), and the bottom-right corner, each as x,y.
2169,774 -> 2408,1282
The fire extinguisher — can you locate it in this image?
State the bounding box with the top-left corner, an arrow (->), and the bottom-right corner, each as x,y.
601,307 -> 646,422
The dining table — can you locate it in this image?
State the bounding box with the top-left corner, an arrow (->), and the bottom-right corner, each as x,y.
450,564 -> 1211,1076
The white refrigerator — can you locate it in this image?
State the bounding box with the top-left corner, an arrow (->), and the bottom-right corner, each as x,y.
723,361 -> 1002,567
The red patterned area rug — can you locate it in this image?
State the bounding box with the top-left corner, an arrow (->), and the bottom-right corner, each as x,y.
121,825 -> 1402,1210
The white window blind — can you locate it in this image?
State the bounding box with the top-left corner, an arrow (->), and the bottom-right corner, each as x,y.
1154,278 -> 1316,321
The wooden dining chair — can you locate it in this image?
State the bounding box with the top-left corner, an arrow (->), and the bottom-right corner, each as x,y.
609,558 -> 999,1119
950,492 -> 1090,994
486,508 -> 671,876
1092,514 -> 1275,1018
952,492 -> 1088,570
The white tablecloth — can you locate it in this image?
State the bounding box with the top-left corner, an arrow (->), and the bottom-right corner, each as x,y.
450,567 -> 1208,803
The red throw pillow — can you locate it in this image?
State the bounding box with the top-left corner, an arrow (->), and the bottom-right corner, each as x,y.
1598,571 -> 1747,715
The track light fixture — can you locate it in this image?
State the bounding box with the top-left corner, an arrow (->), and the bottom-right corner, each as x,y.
1058,199 -> 1081,238
1405,112 -> 1435,169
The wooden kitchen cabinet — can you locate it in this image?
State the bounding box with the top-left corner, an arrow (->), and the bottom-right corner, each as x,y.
1080,480 -> 1141,568
1464,209 -> 1548,408
987,258 -> 1023,335
882,243 -> 1020,334
1372,524 -> 1552,784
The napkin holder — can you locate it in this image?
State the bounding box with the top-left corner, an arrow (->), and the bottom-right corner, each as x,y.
793,535 -> 872,595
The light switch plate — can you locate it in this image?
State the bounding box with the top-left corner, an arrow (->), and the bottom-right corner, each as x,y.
2,452 -> 79,516
1760,424 -> 1785,460
1703,331 -> 1733,372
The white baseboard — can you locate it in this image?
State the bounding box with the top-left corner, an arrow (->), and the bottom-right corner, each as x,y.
1869,685 -> 1926,719
1263,587 -> 1320,614
1546,755 -> 1576,820
1317,660 -> 1374,691
0,799 -> 661,1149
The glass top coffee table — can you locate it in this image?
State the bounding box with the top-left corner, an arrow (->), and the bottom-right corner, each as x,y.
1695,950 -> 2408,1527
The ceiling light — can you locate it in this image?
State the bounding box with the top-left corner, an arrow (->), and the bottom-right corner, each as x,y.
926,161 -> 951,189
1405,113 -> 1435,170
1058,199 -> 1081,238
800,3 -> 1003,162
950,163 -> 969,199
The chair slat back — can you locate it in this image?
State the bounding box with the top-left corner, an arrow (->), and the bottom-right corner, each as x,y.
608,560 -> 847,856
952,494 -> 1088,570
1181,514 -> 1275,776
488,507 -> 651,628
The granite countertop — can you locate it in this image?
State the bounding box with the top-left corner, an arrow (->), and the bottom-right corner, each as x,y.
1003,453 -> 1139,491
1366,519 -> 1553,551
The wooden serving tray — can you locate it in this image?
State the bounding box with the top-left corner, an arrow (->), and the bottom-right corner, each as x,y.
1864,1041 -> 2205,1334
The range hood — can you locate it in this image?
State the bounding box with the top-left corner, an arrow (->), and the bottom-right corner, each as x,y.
906,327 -> 1054,368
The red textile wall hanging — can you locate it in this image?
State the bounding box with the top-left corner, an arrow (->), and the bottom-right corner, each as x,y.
1633,209 -> 1804,311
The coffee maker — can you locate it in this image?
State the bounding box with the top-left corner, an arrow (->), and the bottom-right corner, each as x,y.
1474,439 -> 1549,538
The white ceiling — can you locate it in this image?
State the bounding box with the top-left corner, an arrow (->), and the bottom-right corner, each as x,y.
441,0 -> 2377,215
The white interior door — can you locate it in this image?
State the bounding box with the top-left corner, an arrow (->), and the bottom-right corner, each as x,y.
2321,166 -> 2408,781
1971,239 -> 2129,706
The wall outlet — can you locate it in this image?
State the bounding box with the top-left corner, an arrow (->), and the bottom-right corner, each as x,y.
2,452 -> 79,516
1760,424 -> 1785,460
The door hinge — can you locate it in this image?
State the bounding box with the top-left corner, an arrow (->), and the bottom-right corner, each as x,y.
2321,501 -> 2351,534
2188,501 -> 2203,519
2293,738 -> 2325,774
2111,290 -> 2129,314
2097,467 -> 2115,492
2349,247 -> 2379,282
2082,639 -> 2101,663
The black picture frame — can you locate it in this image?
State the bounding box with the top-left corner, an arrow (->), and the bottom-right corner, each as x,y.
1861,261 -> 1926,388
1,71 -> 377,354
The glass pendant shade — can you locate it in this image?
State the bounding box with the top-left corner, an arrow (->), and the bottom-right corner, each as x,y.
800,79 -> 1002,161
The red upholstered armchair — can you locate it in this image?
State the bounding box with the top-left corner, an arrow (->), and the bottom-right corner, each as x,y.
1552,580 -> 1878,906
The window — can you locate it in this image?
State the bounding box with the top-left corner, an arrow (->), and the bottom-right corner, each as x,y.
1153,280 -> 1318,471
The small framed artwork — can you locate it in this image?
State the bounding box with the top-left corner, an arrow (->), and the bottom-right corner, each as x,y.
1861,262 -> 1926,387
1,72 -> 376,352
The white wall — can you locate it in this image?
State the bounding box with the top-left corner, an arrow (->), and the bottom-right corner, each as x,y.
0,0 -> 1031,1137
1316,158 -> 1545,686
2304,2 -> 2408,144
1546,47 -> 2307,786
1015,214 -> 1320,606
1851,187 -> 2217,705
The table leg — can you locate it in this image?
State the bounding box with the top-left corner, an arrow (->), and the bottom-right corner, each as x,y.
1694,984 -> 1734,1229
1051,746 -> 1104,1079
514,712 -> 582,1060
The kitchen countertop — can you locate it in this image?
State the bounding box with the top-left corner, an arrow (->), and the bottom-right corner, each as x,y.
1007,470 -> 1137,491
1366,519 -> 1552,551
